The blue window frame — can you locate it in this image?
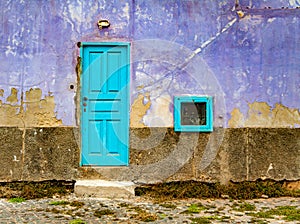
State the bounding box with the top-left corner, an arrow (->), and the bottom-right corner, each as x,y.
174,96 -> 213,132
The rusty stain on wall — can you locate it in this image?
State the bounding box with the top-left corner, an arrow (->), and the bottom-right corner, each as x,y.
229,102 -> 300,128
0,88 -> 62,127
130,93 -> 151,128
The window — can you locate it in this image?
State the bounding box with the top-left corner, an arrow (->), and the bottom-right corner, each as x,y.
174,96 -> 213,132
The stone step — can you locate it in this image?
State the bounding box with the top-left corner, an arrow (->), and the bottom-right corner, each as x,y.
74,180 -> 136,199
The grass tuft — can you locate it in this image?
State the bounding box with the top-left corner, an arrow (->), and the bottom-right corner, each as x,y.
250,206 -> 300,221
69,219 -> 87,224
182,203 -> 207,214
232,202 -> 256,212
8,197 -> 26,203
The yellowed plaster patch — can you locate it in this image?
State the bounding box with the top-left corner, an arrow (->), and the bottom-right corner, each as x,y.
0,88 -> 62,127
24,89 -> 62,127
130,93 -> 151,128
136,85 -> 144,91
271,103 -> 300,127
229,102 -> 300,128
0,89 -> 4,97
244,102 -> 272,127
25,88 -> 42,102
228,108 -> 245,128
0,104 -> 22,126
6,88 -> 18,105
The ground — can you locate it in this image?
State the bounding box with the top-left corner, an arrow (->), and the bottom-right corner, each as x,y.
0,195 -> 299,223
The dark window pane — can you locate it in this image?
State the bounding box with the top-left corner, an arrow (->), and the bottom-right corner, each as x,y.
181,102 -> 206,126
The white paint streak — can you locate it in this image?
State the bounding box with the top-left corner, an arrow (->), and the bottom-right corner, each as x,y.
186,17 -> 238,62
5,45 -> 16,56
267,18 -> 276,23
266,163 -> 274,176
122,2 -> 130,21
289,0 -> 300,7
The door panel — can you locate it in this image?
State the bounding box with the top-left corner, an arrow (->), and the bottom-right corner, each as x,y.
81,43 -> 130,166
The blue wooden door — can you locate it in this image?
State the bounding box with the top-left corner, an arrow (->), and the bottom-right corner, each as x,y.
80,43 -> 130,166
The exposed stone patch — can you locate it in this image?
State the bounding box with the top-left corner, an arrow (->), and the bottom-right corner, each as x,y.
283,180 -> 300,191
229,102 -> 300,128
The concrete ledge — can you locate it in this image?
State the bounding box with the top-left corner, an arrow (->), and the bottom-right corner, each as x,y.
74,180 -> 136,199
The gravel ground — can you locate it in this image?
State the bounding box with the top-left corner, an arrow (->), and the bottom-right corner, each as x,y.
0,195 -> 299,223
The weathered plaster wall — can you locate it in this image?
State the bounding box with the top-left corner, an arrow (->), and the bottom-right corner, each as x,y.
0,127 -> 78,181
1,0 -> 299,128
0,0 -> 299,183
204,1 -> 300,127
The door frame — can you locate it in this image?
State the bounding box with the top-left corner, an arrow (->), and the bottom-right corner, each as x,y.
79,42 -> 130,166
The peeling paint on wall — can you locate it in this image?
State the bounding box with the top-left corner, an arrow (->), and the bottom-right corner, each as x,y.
0,88 -> 62,127
229,102 -> 300,128
130,93 -> 151,128
0,0 -> 299,128
143,95 -> 173,127
24,88 -> 62,127
6,88 -> 18,105
228,108 -> 245,128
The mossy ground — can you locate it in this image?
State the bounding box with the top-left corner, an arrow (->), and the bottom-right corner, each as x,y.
0,179 -> 299,201
135,179 -> 300,201
0,180 -> 75,199
249,205 -> 300,221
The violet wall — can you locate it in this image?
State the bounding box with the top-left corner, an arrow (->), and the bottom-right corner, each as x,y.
0,0 -> 299,128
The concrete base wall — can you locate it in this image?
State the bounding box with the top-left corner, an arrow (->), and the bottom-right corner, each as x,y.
0,127 -> 79,181
0,127 -> 299,184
